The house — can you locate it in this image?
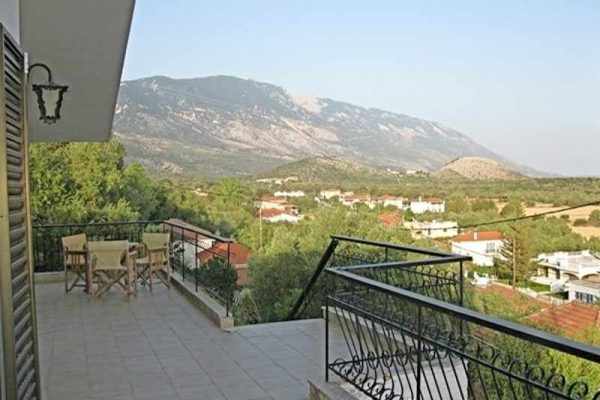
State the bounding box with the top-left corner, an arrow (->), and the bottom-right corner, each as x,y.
255,176 -> 298,185
254,196 -> 289,210
405,220 -> 458,239
198,243 -> 252,286
192,189 -> 209,197
274,190 -> 305,198
319,189 -> 343,199
566,280 -> 600,304
0,1 -> 136,396
528,302 -> 600,337
379,195 -> 405,209
451,231 -> 504,266
533,251 -> 600,288
378,212 -> 403,228
260,208 -> 303,224
409,197 -> 446,214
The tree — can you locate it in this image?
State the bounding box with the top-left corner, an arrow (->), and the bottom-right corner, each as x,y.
447,193 -> 470,214
499,224 -> 533,288
500,197 -> 524,218
471,199 -> 497,212
589,210 -> 600,227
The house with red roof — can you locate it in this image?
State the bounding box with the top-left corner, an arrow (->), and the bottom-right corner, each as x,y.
378,212 -> 403,228
259,208 -> 303,224
451,231 -> 504,266
528,302 -> 600,338
198,243 -> 252,286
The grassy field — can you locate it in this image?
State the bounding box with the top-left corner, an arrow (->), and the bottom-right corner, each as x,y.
494,201 -> 600,239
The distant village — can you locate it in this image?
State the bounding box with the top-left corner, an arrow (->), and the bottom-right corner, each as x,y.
249,176 -> 600,311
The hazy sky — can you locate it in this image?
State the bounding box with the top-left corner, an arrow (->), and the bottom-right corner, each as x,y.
122,1 -> 599,176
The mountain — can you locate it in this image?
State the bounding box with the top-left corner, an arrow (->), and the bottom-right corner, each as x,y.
257,156 -> 401,184
435,157 -> 524,180
114,75 -> 523,178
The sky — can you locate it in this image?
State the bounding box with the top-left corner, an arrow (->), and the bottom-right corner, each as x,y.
122,1 -> 600,176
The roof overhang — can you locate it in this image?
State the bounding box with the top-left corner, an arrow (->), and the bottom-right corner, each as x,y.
21,0 -> 135,142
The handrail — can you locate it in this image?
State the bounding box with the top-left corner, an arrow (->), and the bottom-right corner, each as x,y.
338,254 -> 471,271
287,235 -> 469,321
331,235 -> 462,258
287,238 -> 339,320
327,267 -> 600,364
33,220 -> 163,228
163,218 -> 234,243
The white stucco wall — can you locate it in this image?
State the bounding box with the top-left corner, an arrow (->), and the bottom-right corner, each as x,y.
0,0 -> 20,41
452,240 -> 503,267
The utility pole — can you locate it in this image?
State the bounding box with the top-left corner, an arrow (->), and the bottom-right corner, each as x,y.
258,207 -> 263,250
512,238 -> 516,289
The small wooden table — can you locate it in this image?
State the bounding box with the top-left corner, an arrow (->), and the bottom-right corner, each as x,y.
85,241 -> 140,296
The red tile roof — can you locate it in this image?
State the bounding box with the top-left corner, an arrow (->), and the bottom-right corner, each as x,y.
198,242 -> 251,266
453,231 -> 503,242
528,302 -> 600,337
260,208 -> 286,218
378,212 -> 403,227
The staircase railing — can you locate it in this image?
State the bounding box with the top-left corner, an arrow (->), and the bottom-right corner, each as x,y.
287,235 -> 470,321
312,236 -> 600,400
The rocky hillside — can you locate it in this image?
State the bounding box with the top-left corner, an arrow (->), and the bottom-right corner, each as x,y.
114,75 -> 520,178
435,157 -> 523,180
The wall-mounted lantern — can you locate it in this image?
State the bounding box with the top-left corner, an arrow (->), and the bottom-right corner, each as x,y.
28,63 -> 68,124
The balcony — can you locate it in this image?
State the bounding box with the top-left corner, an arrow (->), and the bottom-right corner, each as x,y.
32,222 -> 600,400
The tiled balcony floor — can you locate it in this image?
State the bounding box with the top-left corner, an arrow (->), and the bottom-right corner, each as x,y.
36,283 -> 335,400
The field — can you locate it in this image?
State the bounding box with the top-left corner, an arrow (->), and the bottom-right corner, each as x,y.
525,204 -> 600,239
493,201 -> 600,239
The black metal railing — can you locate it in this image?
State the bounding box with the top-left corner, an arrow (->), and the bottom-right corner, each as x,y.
322,238 -> 600,400
32,219 -> 236,315
287,235 -> 468,320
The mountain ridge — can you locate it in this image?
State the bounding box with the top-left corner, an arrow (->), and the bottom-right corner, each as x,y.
114,75 -> 538,178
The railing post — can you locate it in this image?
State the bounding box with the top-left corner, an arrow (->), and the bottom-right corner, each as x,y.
287,238 -> 339,321
195,232 -> 199,292
325,296 -> 330,382
459,260 -> 464,307
416,305 -> 423,400
180,226 -> 185,281
227,242 -> 231,317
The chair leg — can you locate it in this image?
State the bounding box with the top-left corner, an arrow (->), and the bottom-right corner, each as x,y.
65,266 -> 69,293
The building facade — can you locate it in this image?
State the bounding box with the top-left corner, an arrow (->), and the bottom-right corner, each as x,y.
451,231 -> 504,267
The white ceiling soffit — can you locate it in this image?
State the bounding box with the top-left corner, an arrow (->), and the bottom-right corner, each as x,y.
21,0 -> 135,142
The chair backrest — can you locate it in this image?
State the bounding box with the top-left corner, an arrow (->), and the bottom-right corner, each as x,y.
88,240 -> 129,270
143,232 -> 170,250
62,233 -> 87,252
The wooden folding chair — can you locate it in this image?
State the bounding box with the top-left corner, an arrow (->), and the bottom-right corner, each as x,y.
62,233 -> 88,293
88,241 -> 131,297
136,232 -> 171,291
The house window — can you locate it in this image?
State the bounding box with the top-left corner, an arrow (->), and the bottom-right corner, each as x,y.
575,292 -> 596,304
485,242 -> 496,254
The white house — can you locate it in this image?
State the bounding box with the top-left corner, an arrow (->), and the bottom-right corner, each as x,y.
255,176 -> 298,185
533,251 -> 600,288
274,190 -> 305,198
566,280 -> 600,304
451,231 -> 504,267
255,196 -> 288,210
320,189 -> 343,199
409,197 -> 446,214
260,209 -> 303,224
379,195 -> 405,209
404,220 -> 458,239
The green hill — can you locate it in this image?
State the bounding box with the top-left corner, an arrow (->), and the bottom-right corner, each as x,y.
256,157 -> 402,184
